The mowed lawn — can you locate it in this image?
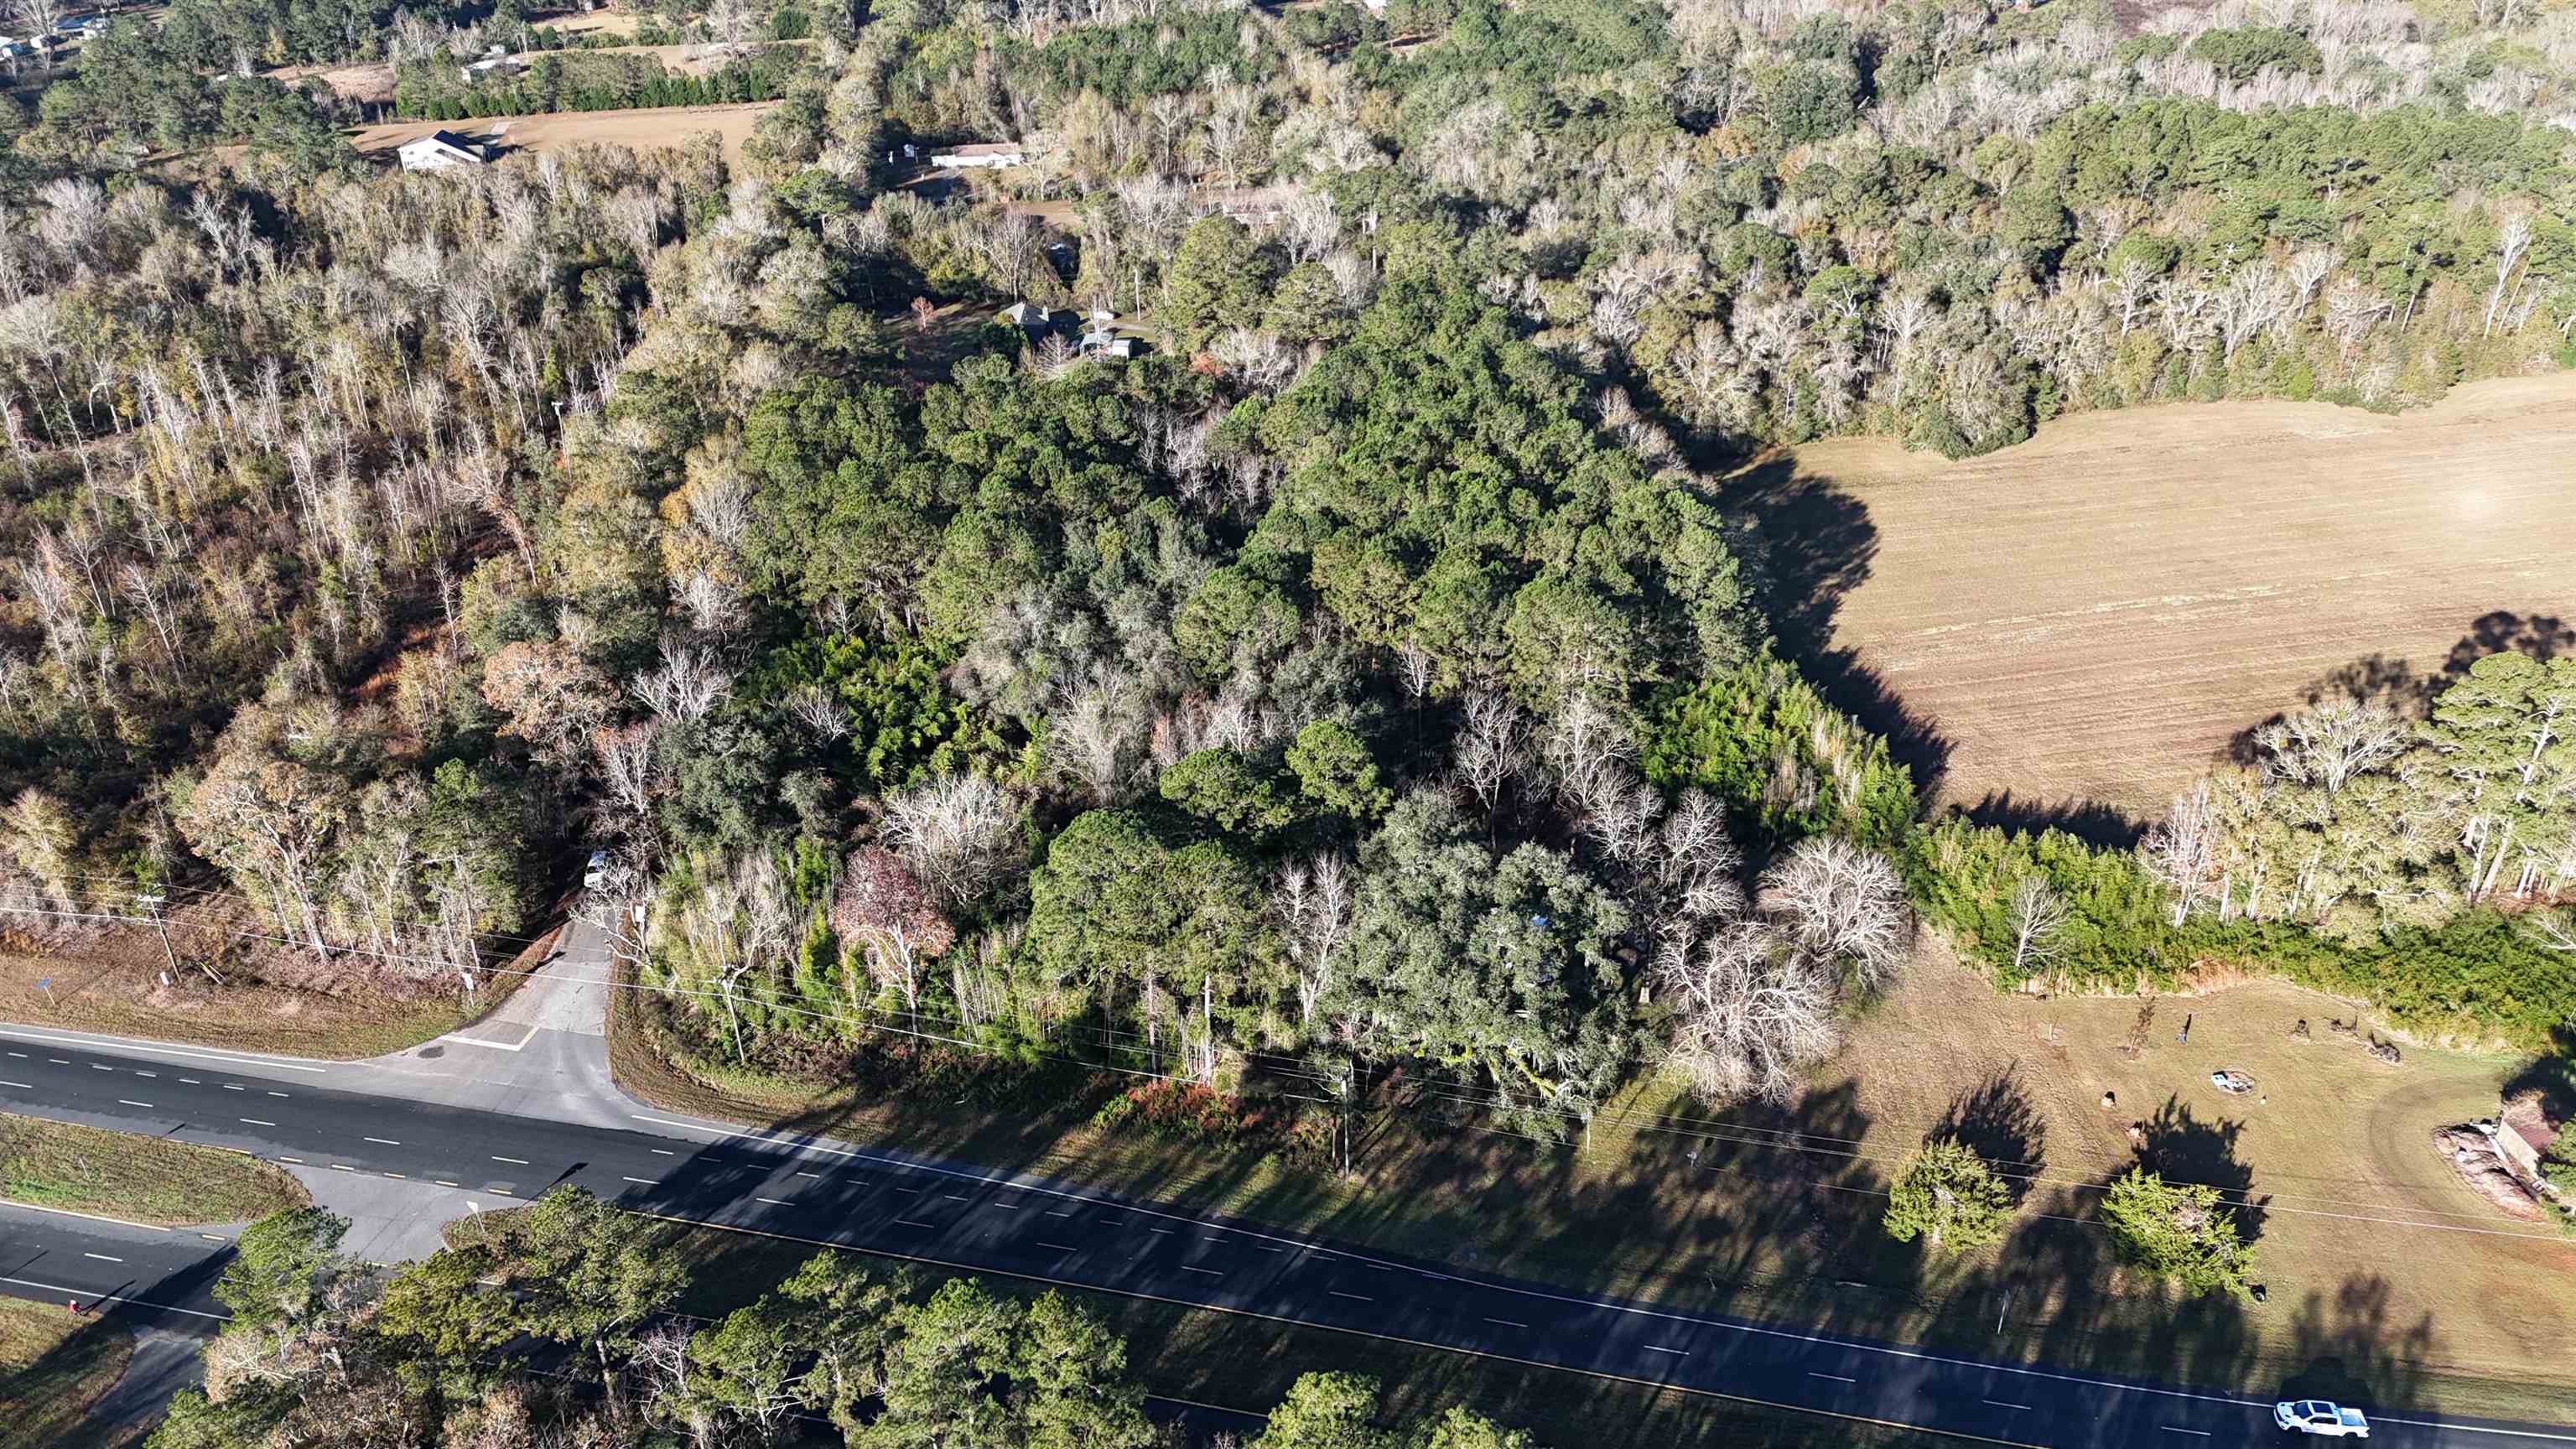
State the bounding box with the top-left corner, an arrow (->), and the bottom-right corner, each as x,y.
614,950 -> 2576,1420
1776,371 -> 2576,818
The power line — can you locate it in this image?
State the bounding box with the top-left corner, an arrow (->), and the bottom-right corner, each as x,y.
0,898 -> 2554,1242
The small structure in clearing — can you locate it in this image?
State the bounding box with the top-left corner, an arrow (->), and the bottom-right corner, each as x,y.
395,131 -> 490,173
932,140 -> 1031,170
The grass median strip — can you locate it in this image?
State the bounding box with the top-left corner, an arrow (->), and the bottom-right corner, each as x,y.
0,1112 -> 308,1227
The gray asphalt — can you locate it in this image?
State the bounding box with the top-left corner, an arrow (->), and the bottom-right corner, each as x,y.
3,1029 -> 2571,1449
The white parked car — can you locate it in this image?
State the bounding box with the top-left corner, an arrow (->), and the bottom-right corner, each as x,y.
2276,1401 -> 2371,1437
583,849 -> 611,892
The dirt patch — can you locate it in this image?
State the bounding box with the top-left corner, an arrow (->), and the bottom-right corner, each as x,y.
2432,1126 -> 2546,1223
351,101 -> 781,164
532,9 -> 642,39
1775,372 -> 2576,819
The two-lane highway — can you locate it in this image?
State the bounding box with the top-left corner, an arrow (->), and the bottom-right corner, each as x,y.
6,1027 -> 2573,1449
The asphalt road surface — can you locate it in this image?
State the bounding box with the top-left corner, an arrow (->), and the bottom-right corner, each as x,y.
5,1027 -> 2573,1449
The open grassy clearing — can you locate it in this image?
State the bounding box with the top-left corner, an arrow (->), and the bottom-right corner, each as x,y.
0,913 -> 544,1058
616,1215 -> 1936,1449
0,1113 -> 308,1226
1758,371 -> 2576,823
351,101 -> 782,164
611,958 -> 2576,1420
0,1298 -> 137,1449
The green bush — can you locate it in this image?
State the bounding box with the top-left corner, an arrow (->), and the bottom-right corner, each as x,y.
1643,660 -> 1916,849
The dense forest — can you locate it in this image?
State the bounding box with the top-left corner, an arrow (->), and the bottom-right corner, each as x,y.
148,1192 -> 1539,1448
0,0 -> 2568,1182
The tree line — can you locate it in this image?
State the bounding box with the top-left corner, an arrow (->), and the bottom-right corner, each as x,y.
149,1191 -> 1540,1448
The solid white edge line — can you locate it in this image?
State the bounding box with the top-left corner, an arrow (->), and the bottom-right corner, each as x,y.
0,1275 -> 227,1321
615,1112 -> 2576,1440
0,1028 -> 329,1073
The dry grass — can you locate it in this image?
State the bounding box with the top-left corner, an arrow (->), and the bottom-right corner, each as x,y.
351,101 -> 782,164
611,955 -> 2576,1420
0,1113 -> 309,1226
532,10 -> 643,38
1772,372 -> 2576,818
0,915 -> 543,1059
0,1298 -> 136,1449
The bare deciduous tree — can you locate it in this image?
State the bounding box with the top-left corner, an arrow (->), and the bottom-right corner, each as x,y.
1651,924 -> 1840,1105
2485,211 -> 2533,338
2143,781 -> 2225,927
833,847 -> 955,1028
881,773 -> 1021,915
2007,876 -> 2069,979
631,640 -> 731,724
782,683 -> 850,743
1758,835 -> 1909,988
1453,690 -> 1525,813
1275,851 -> 1354,1027
2256,696 -> 2408,796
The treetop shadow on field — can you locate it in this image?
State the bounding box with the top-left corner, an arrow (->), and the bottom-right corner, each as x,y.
2277,1274 -> 2438,1412
2226,612 -> 2576,766
1720,454 -> 1954,800
2501,1024 -> 2576,1124
1951,790 -> 2142,850
2132,1094 -> 2267,1244
1929,1067 -> 2047,1199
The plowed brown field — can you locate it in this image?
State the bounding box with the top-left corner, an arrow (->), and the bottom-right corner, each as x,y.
1789,372 -> 2576,820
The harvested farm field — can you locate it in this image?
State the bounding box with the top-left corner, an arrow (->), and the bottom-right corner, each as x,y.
351,101 -> 781,164
1757,372 -> 2576,824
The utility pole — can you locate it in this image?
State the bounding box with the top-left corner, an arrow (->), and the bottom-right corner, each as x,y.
138,892 -> 179,979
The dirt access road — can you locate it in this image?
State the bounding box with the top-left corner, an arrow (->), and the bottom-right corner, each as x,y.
352,101 -> 779,164
1773,372 -> 2576,823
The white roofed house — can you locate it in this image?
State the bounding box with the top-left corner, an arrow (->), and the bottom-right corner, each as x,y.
396,131 -> 489,173
930,140 -> 1029,170
460,44 -> 523,84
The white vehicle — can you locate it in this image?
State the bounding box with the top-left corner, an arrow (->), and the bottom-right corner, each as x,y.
2276,1401 -> 2371,1437
582,849 -> 611,892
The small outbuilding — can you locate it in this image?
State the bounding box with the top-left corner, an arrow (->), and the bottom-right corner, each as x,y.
931,141 -> 1028,170
397,131 -> 490,173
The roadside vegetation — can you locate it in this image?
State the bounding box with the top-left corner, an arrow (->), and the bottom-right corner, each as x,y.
0,1114 -> 309,1227
0,0 -> 2563,1426
153,1193 -> 1559,1449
